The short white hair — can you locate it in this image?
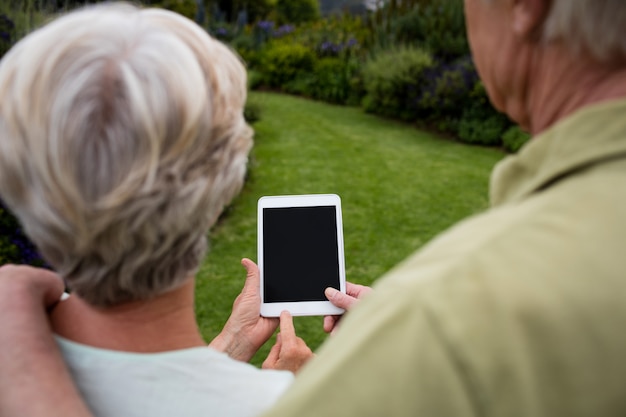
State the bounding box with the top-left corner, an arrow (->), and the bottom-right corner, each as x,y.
542,0 -> 625,63
0,4 -> 252,306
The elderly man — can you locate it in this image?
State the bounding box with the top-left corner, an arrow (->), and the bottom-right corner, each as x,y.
2,0 -> 626,416
262,0 -> 626,415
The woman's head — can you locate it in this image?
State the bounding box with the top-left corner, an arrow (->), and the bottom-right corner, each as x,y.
0,4 -> 252,306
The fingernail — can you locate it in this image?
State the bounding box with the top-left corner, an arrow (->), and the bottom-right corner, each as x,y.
325,287 -> 337,299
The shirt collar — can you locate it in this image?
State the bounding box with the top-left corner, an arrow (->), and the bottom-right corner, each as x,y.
490,98 -> 626,206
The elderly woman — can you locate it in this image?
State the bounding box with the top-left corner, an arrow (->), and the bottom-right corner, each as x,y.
0,3 -> 294,417
2,0 -> 626,415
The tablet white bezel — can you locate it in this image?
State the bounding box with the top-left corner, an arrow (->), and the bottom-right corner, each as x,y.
258,194 -> 346,317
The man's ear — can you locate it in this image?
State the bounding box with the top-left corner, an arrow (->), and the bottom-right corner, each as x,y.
512,0 -> 551,39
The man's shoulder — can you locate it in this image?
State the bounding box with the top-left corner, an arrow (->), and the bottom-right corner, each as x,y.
383,168 -> 626,296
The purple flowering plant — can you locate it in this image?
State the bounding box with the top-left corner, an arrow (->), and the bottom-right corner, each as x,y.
0,14 -> 15,57
256,20 -> 275,32
273,24 -> 295,38
0,199 -> 48,267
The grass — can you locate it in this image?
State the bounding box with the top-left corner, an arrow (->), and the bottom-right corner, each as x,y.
195,92 -> 504,366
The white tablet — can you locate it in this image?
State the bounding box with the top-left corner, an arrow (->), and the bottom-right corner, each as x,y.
258,194 -> 346,317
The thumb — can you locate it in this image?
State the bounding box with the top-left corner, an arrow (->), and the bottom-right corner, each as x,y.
38,268 -> 66,308
324,287 -> 354,310
240,258 -> 260,292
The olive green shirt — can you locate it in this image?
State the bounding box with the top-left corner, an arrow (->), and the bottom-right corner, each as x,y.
265,98 -> 626,417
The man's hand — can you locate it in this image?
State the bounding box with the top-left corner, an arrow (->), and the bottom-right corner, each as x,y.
323,282 -> 373,334
0,264 -> 65,311
0,264 -> 92,417
262,311 -> 314,374
209,259 -> 279,362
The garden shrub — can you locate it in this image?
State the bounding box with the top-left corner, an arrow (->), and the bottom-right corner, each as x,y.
416,56 -> 478,124
361,46 -> 435,121
306,57 -> 355,104
244,98 -> 262,124
390,0 -> 468,61
458,110 -> 509,146
260,41 -> 315,88
252,20 -> 276,47
210,0 -> 274,23
232,32 -> 265,70
0,200 -> 46,267
275,0 -> 320,25
0,14 -> 14,58
277,14 -> 367,59
0,234 -> 19,265
240,14 -> 368,101
212,22 -> 235,42
457,82 -> 510,146
282,74 -> 313,96
281,60 -> 365,106
1,1 -> 55,55
502,125 -> 531,153
247,69 -> 264,90
156,0 -> 197,20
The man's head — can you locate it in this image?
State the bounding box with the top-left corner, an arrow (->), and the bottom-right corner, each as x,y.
464,0 -> 626,128
0,4 -> 252,306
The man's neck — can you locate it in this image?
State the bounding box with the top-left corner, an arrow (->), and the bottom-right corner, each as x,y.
523,45 -> 626,135
50,278 -> 206,353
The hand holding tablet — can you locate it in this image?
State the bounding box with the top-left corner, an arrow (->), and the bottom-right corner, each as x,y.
258,194 -> 347,317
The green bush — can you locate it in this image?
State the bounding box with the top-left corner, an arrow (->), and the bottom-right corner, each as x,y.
306,57 -> 355,104
416,57 -> 478,124
394,0 -> 468,61
502,125 -> 531,153
156,0 -> 198,20
282,75 -> 312,96
247,69 -> 264,90
259,41 -> 315,88
0,235 -> 19,265
457,82 -> 510,146
362,46 -> 435,121
231,31 -> 258,63
1,1 -> 56,57
284,14 -> 368,59
244,98 -> 262,124
210,0 -> 275,24
0,204 -> 20,265
275,0 -> 319,25
458,111 -> 509,146
0,201 -> 46,266
0,14 -> 14,59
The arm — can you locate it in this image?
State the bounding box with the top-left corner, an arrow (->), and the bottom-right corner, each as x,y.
0,265 -> 92,417
209,258 -> 279,362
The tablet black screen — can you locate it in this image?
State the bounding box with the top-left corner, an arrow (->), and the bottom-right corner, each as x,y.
263,206 -> 340,303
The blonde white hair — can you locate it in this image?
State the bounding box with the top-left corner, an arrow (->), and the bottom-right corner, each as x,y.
0,4 -> 252,306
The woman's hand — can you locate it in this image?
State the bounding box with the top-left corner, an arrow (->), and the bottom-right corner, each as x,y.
209,259 -> 279,362
262,311 -> 314,374
323,282 -> 373,334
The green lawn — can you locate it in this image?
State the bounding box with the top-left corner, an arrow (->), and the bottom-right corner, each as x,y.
195,92 -> 505,366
